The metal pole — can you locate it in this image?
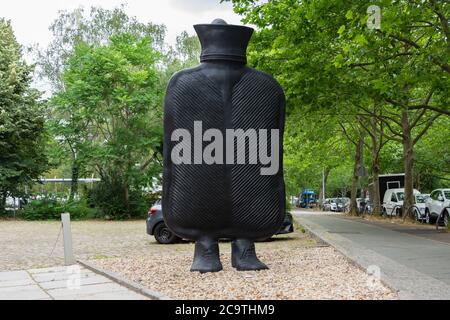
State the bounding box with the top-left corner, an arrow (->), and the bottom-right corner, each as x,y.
61,213 -> 75,266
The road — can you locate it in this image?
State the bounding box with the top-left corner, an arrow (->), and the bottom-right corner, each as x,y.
294,211 -> 450,299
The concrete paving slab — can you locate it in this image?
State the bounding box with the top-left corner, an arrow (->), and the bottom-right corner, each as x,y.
0,277 -> 35,288
39,274 -> 112,290
28,266 -> 74,274
46,282 -> 130,298
0,264 -> 149,300
0,270 -> 29,281
32,269 -> 98,283
0,284 -> 50,300
56,289 -> 147,300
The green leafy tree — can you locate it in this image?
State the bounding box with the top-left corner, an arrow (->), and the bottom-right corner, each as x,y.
36,5 -> 166,92
335,0 -> 449,218
36,6 -> 167,199
0,19 -> 48,211
161,31 -> 201,85
54,33 -> 162,217
230,0 -> 449,218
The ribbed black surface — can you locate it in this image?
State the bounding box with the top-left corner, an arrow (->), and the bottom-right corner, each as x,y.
230,71 -> 284,234
163,67 -> 285,240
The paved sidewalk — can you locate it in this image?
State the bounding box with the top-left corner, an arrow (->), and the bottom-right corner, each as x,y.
0,265 -> 148,300
294,211 -> 450,300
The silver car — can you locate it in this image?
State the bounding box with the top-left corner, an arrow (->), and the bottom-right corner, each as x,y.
425,189 -> 450,226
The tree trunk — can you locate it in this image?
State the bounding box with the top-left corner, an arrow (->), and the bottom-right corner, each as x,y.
318,168 -> 330,207
371,155 -> 382,216
0,191 -> 6,213
401,109 -> 414,219
350,136 -> 363,215
370,117 -> 382,215
124,183 -> 130,216
69,160 -> 79,201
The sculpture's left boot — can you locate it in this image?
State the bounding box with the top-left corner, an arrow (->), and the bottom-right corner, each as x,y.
231,239 -> 268,271
190,237 -> 223,273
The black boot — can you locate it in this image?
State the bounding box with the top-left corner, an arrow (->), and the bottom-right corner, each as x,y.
190,238 -> 223,273
231,239 -> 268,271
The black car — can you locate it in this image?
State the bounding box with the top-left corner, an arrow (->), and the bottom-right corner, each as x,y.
146,201 -> 179,244
146,201 -> 295,244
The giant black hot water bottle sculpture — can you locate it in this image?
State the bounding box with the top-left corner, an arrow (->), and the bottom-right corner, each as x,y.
163,19 -> 286,273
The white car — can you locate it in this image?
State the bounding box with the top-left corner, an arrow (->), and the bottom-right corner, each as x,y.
425,189 -> 450,226
329,198 -> 348,212
330,198 -> 338,211
412,194 -> 428,221
382,188 -> 420,216
322,198 -> 332,211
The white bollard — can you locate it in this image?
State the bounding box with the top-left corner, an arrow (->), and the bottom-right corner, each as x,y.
61,213 -> 76,266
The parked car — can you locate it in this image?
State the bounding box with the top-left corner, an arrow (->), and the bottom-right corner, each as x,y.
322,198 -> 332,211
339,197 -> 350,212
146,201 -> 295,244
413,194 -> 428,221
425,189 -> 450,226
146,200 -> 181,244
364,199 -> 373,215
357,198 -> 372,214
278,211 -> 295,234
328,198 -> 349,212
328,198 -> 338,211
382,188 -> 420,216
368,173 -> 405,208
356,198 -> 364,210
326,198 -> 339,212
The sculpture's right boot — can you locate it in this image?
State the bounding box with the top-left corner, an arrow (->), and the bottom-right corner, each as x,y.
190,237 -> 222,273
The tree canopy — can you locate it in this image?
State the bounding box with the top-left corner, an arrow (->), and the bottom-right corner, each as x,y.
0,18 -> 48,211
230,0 -> 449,216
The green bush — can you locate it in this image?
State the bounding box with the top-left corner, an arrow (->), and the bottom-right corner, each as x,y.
20,198 -> 98,220
87,177 -> 148,220
64,199 -> 99,220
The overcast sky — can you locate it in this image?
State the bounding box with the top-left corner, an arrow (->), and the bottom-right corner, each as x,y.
2,0 -> 244,48
1,0 -> 245,94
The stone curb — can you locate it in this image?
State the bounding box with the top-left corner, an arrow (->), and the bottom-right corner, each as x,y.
77,260 -> 172,300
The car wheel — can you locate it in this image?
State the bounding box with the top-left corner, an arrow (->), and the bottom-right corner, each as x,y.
444,212 -> 449,227
414,209 -> 421,222
154,223 -> 179,244
425,209 -> 431,224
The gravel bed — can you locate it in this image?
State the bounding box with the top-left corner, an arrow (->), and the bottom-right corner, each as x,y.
1,219 -> 398,299
1,220 -> 158,270
93,245 -> 398,300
